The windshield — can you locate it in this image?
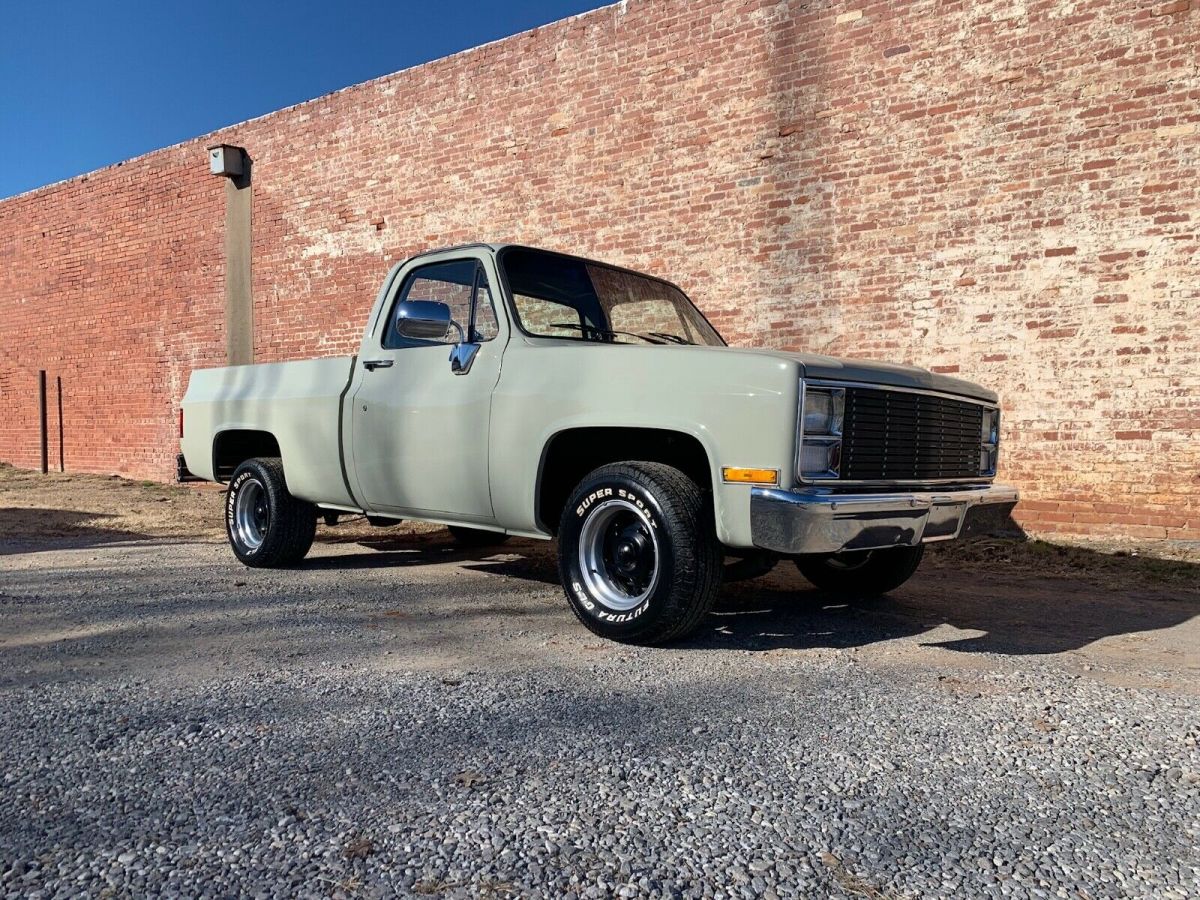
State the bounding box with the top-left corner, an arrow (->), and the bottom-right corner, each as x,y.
499,248 -> 725,347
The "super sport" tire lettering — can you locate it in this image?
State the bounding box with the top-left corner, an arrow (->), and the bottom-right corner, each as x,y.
575,487 -> 614,517
616,488 -> 657,529
226,472 -> 260,554
226,472 -> 253,529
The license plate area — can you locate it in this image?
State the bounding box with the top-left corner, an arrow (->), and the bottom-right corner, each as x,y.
923,500 -> 968,541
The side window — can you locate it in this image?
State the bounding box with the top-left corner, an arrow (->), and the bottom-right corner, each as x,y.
383,260 -> 499,349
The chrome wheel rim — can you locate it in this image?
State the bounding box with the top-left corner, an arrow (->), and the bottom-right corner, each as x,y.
234,479 -> 269,551
578,499 -> 661,611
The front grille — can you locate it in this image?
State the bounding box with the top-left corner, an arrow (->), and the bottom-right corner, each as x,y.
839,387 -> 985,481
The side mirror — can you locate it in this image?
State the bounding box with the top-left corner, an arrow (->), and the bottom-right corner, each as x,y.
394,300 -> 453,341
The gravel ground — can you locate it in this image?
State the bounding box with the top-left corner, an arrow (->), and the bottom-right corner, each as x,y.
2,468 -> 1199,898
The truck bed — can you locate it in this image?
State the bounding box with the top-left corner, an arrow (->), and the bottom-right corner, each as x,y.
180,357 -> 357,507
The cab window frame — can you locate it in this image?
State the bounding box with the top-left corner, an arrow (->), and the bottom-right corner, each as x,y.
381,258 -> 499,350
494,245 -> 726,347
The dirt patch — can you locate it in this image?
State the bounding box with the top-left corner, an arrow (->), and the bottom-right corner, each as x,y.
0,462 -> 436,547
927,537 -> 1200,592
0,463 -> 222,543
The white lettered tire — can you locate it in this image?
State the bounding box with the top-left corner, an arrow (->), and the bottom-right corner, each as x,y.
557,462 -> 721,644
225,457 -> 317,567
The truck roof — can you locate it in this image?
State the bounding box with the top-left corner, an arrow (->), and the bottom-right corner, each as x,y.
407,242 -> 524,258
403,242 -> 688,295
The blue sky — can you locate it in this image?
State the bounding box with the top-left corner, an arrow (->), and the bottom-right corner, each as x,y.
0,0 -> 611,200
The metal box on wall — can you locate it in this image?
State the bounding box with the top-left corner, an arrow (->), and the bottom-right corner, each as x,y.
208,145 -> 244,177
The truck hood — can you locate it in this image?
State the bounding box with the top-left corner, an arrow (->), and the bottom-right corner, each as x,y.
709,346 -> 998,403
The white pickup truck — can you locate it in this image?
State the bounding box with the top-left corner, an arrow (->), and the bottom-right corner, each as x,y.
181,243 -> 1017,643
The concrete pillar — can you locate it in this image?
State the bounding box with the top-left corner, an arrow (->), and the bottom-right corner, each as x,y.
209,145 -> 253,365
224,168 -> 253,365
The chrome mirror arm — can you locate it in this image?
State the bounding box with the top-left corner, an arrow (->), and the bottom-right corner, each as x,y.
448,341 -> 481,375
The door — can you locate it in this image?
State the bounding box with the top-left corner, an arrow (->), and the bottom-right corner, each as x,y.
350,256 -> 504,520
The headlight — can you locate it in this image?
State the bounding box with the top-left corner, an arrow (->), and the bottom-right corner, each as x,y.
979,408 -> 999,475
981,409 -> 999,444
799,439 -> 841,478
802,388 -> 844,435
799,387 -> 844,479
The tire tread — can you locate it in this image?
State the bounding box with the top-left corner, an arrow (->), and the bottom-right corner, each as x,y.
794,545 -> 924,595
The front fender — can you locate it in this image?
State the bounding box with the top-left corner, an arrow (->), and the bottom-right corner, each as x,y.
489,343 -> 801,547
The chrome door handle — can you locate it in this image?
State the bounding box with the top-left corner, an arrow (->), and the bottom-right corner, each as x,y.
363,359 -> 393,371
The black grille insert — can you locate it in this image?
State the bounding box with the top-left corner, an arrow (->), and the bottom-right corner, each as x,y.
838,387 -> 985,481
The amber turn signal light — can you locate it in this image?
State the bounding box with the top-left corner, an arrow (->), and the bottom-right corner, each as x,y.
721,467 -> 779,485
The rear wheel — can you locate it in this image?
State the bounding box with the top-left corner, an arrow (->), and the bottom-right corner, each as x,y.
447,525 -> 510,548
225,457 -> 316,567
794,545 -> 924,595
557,461 -> 721,645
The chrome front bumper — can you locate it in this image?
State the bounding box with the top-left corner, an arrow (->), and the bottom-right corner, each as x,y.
750,484 -> 1019,555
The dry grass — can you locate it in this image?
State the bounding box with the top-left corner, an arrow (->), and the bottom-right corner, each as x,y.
0,462 -> 223,542
818,851 -> 901,900
929,536 -> 1200,590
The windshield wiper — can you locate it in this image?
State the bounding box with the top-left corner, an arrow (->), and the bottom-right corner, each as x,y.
644,331 -> 694,345
548,323 -> 665,345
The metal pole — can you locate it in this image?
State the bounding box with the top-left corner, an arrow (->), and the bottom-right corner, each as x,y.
38,370 -> 48,474
57,376 -> 65,472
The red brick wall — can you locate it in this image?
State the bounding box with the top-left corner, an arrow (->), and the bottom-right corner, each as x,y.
1,0 -> 1197,541
0,150 -> 225,479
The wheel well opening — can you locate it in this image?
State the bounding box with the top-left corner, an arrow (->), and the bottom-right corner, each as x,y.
537,427 -> 712,535
213,430 -> 281,482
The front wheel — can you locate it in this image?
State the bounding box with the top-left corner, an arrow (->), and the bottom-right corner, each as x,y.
225,457 -> 316,568
557,462 -> 721,645
794,545 -> 924,595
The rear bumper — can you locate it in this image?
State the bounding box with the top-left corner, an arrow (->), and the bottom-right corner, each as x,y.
176,453 -> 203,483
750,484 -> 1019,555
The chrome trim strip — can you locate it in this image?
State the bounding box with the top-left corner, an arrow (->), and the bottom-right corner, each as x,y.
793,378 -> 807,486
804,378 -> 999,409
750,484 -> 1019,555
807,476 -> 996,487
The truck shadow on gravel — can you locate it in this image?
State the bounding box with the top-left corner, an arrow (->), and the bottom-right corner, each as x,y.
305,535 -> 562,581
310,533 -> 1200,658
0,507 -> 156,555
683,587 -> 1200,656
685,554 -> 1200,657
